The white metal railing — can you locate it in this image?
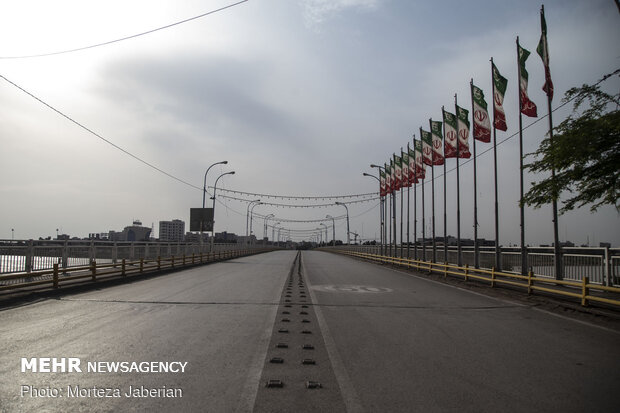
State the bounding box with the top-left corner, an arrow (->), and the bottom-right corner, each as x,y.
0,240 -> 266,275
329,244 -> 620,286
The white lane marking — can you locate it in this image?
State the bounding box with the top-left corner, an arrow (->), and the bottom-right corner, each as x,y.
301,254 -> 366,413
312,284 -> 393,293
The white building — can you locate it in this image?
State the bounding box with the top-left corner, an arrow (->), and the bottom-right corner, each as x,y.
159,220 -> 185,242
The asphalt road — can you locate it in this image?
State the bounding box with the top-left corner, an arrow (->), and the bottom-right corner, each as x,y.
1,250 -> 619,412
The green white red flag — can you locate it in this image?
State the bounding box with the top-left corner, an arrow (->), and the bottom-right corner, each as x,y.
408,145 -> 418,183
394,154 -> 402,190
537,6 -> 553,100
456,104 -> 471,158
442,109 -> 458,158
385,163 -> 392,192
390,159 -> 396,191
492,63 -> 508,131
518,43 -> 538,117
401,150 -> 411,187
380,169 -> 386,197
471,83 -> 491,142
414,139 -> 426,180
430,120 -> 444,165
420,128 -> 433,166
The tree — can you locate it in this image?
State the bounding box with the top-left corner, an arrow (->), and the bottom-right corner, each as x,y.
522,70 -> 620,214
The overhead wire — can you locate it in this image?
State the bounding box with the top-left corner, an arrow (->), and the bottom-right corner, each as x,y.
0,0 -> 249,59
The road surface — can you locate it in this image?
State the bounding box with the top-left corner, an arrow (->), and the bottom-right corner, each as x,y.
1,250 -> 618,412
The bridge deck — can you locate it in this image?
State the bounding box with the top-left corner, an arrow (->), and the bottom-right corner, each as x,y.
1,250 -> 618,412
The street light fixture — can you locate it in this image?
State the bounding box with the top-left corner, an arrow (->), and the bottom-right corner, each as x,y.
364,170 -> 384,255
335,202 -> 350,245
272,222 -> 281,245
211,171 -> 235,247
246,199 -> 261,237
203,161 -> 228,208
249,202 -> 263,244
326,215 -> 335,246
371,164 -> 387,256
263,214 -> 275,241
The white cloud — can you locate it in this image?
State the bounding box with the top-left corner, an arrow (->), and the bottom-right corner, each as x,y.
301,0 -> 382,28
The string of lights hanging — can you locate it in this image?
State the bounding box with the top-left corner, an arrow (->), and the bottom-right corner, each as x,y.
218,193 -> 379,208
210,187 -> 378,201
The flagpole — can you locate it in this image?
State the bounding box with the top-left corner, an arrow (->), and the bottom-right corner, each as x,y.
420,129 -> 426,262
540,4 -> 562,281
393,157 -> 397,258
441,108 -> 448,263
400,150 -> 404,259
413,139 -> 418,261
429,119 -> 437,263
517,36 -> 527,276
406,145 -> 411,259
488,62 -> 501,271
389,189 -> 392,257
470,80 -> 481,269
455,94 -> 462,267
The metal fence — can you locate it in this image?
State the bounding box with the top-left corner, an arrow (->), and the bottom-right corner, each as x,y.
334,244 -> 620,286
0,240 -> 256,275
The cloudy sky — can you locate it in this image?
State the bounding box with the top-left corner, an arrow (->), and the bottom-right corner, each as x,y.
1,0 -> 618,246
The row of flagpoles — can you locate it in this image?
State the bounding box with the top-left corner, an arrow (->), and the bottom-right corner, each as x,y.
374,5 -> 562,278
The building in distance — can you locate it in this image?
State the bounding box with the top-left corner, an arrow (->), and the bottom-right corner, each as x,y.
159,219 -> 185,242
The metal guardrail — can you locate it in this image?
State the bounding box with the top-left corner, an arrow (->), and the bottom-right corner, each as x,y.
0,240 -> 261,274
327,249 -> 620,309
334,245 -> 620,286
0,248 -> 276,294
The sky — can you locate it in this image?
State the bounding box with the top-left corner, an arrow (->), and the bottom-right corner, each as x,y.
1,0 -> 619,246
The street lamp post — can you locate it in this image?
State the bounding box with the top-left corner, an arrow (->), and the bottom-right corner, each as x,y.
272,222 -> 281,245
263,214 -> 275,241
335,202 -> 350,245
320,223 -> 327,246
211,171 -> 235,248
203,161 -> 228,209
364,171 -> 382,254
249,202 -> 263,244
246,199 -> 261,237
326,215 -> 335,246
370,164 -> 386,256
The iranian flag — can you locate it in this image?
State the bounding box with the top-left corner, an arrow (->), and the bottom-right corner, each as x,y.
456,104 -> 471,158
518,43 -> 537,117
430,120 -> 444,165
394,154 -> 402,190
492,63 -> 508,131
408,146 -> 418,184
537,6 -> 553,100
401,151 -> 410,187
442,109 -> 458,158
380,169 -> 386,197
471,83 -> 491,142
420,128 -> 433,166
385,163 -> 392,193
414,139 -> 426,180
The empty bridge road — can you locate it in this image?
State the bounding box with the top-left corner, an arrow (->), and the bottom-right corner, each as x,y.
1,250 -> 619,412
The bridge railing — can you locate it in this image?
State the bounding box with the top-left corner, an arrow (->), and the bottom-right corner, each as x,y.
325,247 -> 620,309
329,245 -> 620,286
0,247 -> 276,294
0,240 -> 264,275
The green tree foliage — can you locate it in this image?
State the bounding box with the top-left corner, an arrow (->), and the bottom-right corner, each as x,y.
523,70 -> 620,214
